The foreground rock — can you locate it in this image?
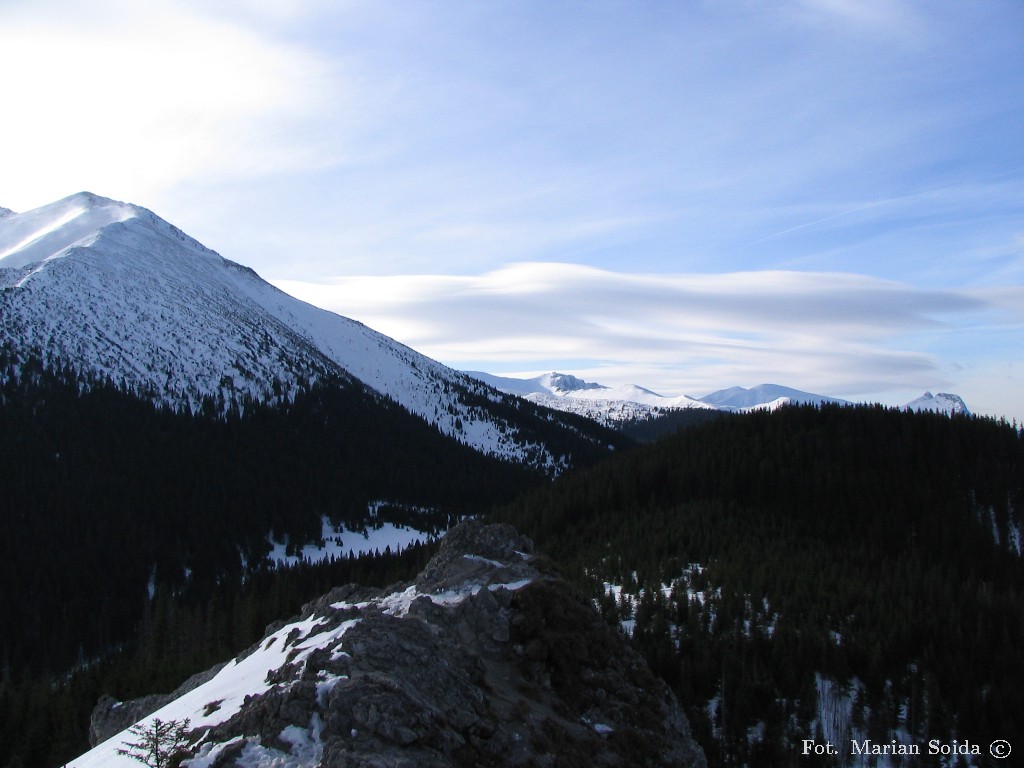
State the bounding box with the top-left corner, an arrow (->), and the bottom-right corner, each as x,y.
77,522 -> 706,768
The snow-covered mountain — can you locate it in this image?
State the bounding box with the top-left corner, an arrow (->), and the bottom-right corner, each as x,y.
903,391 -> 971,416
0,193 -> 602,469
697,383 -> 851,411
467,371 -> 714,426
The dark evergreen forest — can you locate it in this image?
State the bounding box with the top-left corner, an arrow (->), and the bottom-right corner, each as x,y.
617,406 -> 725,442
0,349 -> 625,768
0,355 -> 523,673
492,404 -> 1024,767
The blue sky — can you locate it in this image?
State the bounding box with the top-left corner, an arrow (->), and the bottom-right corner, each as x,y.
2,0 -> 1022,420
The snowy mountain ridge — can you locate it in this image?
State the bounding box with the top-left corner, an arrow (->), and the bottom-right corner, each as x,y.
697,383 -> 851,410
469,372 -> 970,425
0,192 -> 970,453
0,193 -> 595,469
467,370 -> 714,426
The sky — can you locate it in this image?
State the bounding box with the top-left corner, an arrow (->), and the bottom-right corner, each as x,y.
1,0 -> 1023,421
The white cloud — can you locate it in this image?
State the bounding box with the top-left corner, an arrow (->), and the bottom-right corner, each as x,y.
792,0 -> 929,42
273,263 -> 994,398
0,0 -> 336,211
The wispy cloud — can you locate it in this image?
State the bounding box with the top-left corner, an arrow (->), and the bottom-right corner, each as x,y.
0,0 -> 338,211
273,263 -> 996,398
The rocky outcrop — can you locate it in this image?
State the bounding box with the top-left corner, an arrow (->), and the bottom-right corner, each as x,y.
89,664 -> 228,747
80,522 -> 706,768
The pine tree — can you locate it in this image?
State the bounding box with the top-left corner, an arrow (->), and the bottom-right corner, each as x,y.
116,718 -> 191,768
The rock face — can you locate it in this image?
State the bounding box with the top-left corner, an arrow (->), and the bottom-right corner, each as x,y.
80,522 -> 706,768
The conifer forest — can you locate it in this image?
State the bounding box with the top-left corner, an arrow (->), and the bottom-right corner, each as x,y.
1,350 -> 1022,767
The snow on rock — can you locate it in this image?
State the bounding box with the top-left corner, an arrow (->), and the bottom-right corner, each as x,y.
71,521 -> 708,768
76,612 -> 361,768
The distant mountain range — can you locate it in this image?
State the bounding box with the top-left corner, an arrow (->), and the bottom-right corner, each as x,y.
468,372 -> 970,425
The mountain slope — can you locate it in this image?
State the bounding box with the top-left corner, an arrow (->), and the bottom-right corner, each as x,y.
0,193 -> 616,469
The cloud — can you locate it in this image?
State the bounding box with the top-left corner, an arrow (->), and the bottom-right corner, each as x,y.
273,263 -> 992,397
791,0 -> 930,43
0,0 -> 337,211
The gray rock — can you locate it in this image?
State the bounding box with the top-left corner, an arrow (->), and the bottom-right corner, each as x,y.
98,522 -> 706,767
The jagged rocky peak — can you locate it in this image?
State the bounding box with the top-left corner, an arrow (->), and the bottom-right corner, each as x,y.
81,521 -> 706,768
544,372 -> 606,394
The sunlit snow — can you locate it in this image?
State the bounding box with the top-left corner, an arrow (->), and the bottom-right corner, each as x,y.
0,192 -> 564,466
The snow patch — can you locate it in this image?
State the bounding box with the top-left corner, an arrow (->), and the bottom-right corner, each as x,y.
268,517 -> 437,566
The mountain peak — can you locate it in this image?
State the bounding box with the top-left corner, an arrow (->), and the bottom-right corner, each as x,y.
542,371 -> 607,394
59,190 -> 124,208
0,191 -> 140,270
698,384 -> 849,410
904,391 -> 970,416
2,192 -> 614,470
